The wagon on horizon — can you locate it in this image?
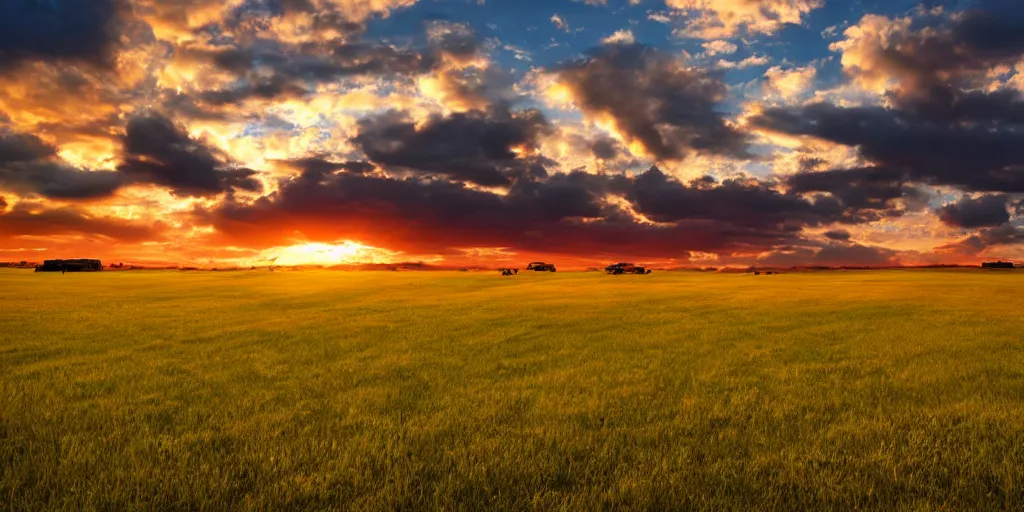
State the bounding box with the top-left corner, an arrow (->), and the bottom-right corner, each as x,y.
526,262 -> 557,272
605,262 -> 653,275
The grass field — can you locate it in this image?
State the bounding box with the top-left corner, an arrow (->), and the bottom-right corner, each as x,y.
2,268 -> 1024,511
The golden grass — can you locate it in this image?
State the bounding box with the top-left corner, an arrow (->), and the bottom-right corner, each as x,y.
2,268 -> 1024,510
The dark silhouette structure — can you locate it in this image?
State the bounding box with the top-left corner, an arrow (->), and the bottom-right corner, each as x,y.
35,259 -> 103,272
527,262 -> 557,272
982,261 -> 1015,269
498,268 -> 519,276
605,262 -> 653,275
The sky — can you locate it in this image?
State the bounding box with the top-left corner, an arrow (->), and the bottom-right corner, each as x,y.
1,0 -> 1023,269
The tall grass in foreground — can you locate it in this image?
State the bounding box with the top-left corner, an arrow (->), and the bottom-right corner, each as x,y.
2,269 -> 1024,511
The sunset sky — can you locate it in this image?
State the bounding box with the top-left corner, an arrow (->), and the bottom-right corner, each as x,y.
1,0 -> 1023,268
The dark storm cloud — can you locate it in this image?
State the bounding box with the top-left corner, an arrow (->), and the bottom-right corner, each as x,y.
195,22 -> 484,105
784,166 -> 926,215
202,161 -> 891,258
0,203 -> 163,242
209,41 -> 434,79
1,162 -> 126,200
196,41 -> 434,104
0,132 -> 124,200
504,170 -> 611,221
824,229 -> 852,241
937,195 -> 1011,229
591,138 -> 620,160
0,0 -> 122,69
752,103 -> 1024,193
813,243 -> 898,267
896,88 -> 1024,126
207,166 -> 581,254
858,3 -> 1024,124
200,74 -> 310,106
620,166 -> 846,229
0,133 -> 56,163
276,158 -> 376,178
333,41 -> 437,75
747,3 -> 1024,219
938,224 -> 1024,255
118,113 -> 262,197
759,242 -> 898,267
554,43 -> 749,161
353,107 -> 552,186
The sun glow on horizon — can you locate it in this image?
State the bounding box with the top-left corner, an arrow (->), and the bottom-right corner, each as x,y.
260,241 -> 400,267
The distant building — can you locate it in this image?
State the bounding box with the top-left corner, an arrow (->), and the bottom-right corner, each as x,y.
982,261 -> 1015,269
35,259 -> 103,272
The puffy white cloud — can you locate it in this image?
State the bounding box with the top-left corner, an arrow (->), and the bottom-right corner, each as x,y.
764,65 -> 817,100
701,40 -> 738,56
601,30 -> 636,45
667,0 -> 823,38
715,55 -> 770,69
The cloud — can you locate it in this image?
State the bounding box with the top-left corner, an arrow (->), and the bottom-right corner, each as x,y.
824,229 -> 851,241
667,0 -> 823,39
0,133 -> 56,163
0,203 -> 163,242
138,0 -> 418,43
170,20 -> 485,110
758,242 -> 898,267
0,0 -> 124,69
551,14 -> 570,32
701,40 -> 737,56
602,30 -> 636,45
552,43 -> 749,161
320,0 -> 419,23
764,65 -> 816,100
621,166 -> 845,229
425,21 -> 484,65
1,162 -> 126,201
784,166 -> 928,217
274,158 -> 376,177
813,242 -> 898,267
193,37 -> 440,105
937,224 -> 1024,256
418,66 -> 522,111
591,137 -> 622,160
2,0 -> 1018,266
648,12 -> 672,23
751,103 -> 1024,193
202,161 -> 893,262
937,194 -> 1011,229
352,107 -> 552,186
0,131 -> 124,200
117,113 -> 263,197
715,54 -> 770,69
831,5 -> 1024,123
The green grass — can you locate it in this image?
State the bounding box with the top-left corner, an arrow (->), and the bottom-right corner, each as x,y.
2,268 -> 1024,511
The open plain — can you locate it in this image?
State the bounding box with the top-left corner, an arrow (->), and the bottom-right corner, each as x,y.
2,269 -> 1024,511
